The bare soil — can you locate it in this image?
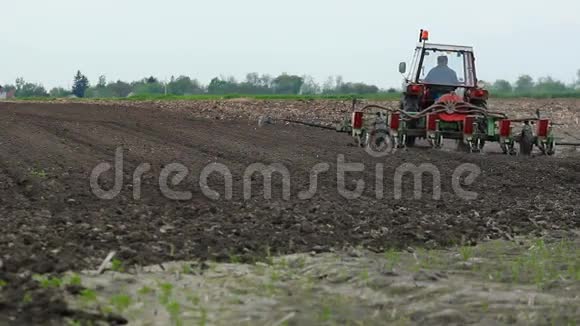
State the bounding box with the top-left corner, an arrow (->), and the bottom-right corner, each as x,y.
0,100 -> 579,324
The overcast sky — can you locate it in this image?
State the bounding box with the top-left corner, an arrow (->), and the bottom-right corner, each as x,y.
1,0 -> 578,89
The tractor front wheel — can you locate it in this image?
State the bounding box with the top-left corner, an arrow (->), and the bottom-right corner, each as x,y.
366,130 -> 394,155
519,126 -> 535,156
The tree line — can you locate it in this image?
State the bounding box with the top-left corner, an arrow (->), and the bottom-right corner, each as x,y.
487,70 -> 580,96
3,70 -> 579,98
2,71 -> 388,98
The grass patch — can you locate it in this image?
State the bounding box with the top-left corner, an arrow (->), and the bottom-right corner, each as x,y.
33,275 -> 63,288
28,167 -> 47,178
165,301 -> 182,326
22,292 -> 33,304
459,246 -> 475,262
55,236 -> 579,325
110,258 -> 125,272
66,274 -> 82,287
158,282 -> 174,305
110,294 -> 132,313
467,238 -> 580,287
137,285 -> 154,297
384,248 -> 401,270
80,289 -> 98,304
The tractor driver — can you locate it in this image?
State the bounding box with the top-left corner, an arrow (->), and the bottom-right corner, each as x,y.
425,55 -> 459,85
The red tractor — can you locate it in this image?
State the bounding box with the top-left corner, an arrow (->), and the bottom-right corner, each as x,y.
342,30 -> 556,156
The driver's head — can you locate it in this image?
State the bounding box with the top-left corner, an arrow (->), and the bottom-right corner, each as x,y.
437,55 -> 449,66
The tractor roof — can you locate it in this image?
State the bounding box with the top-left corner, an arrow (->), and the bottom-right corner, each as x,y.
418,43 -> 474,53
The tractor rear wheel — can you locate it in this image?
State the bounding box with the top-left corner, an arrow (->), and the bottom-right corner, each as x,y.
519,126 -> 535,156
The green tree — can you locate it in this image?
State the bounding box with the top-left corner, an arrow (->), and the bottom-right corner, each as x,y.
15,77 -> 25,91
2,84 -> 15,92
131,77 -> 164,95
85,86 -> 116,98
300,75 -> 320,95
23,83 -> 49,97
14,79 -> 49,97
534,76 -> 568,93
272,74 -> 303,94
492,80 -> 513,93
146,76 -> 159,84
237,73 -> 272,94
132,82 -> 164,95
207,77 -> 240,94
259,74 -> 273,88
72,71 -> 90,98
335,76 -> 344,90
337,82 -> 379,95
97,75 -> 107,88
107,80 -> 132,97
515,75 -> 534,93
322,76 -> 336,94
167,76 -> 203,95
83,75 -> 113,98
245,73 -> 261,87
321,75 -> 345,94
49,87 -> 72,97
207,77 -> 229,94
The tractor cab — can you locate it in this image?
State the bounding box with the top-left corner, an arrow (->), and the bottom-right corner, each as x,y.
407,43 -> 477,88
399,30 -> 488,111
